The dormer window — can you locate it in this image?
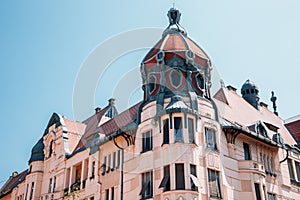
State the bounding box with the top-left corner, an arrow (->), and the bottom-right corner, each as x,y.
256,123 -> 267,137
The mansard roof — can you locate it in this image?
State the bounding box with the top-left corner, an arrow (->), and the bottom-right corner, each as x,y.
0,170 -> 27,198
214,87 -> 296,145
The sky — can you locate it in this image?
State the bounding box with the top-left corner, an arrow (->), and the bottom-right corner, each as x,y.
1,0 -> 300,187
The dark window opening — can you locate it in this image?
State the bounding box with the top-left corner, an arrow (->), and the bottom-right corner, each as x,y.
159,165 -> 170,192
116,150 -> 121,169
208,169 -> 221,198
105,189 -> 109,200
163,119 -> 169,144
295,161 -> 300,181
91,161 -> 95,178
174,117 -> 183,143
196,73 -> 205,89
246,89 -> 250,94
106,154 -> 111,173
142,131 -> 153,152
254,183 -> 261,200
190,164 -> 197,191
102,156 -> 107,176
29,182 -> 34,200
53,177 -> 56,193
111,187 -> 114,200
148,76 -> 156,93
112,152 -> 116,171
48,178 -> 52,193
205,128 -> 217,150
288,159 -> 295,180
49,140 -> 54,158
267,193 -> 276,200
243,143 -> 251,160
140,171 -> 153,199
175,163 -> 185,190
188,118 -> 195,144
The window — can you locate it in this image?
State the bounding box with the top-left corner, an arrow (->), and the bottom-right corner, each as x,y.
142,131 -> 153,152
190,164 -> 197,191
107,154 -> 111,173
112,152 -> 116,171
90,197 -> 94,200
174,117 -> 183,143
111,187 -> 114,200
208,169 -> 221,198
188,118 -> 195,144
53,177 -> 56,193
267,193 -> 276,200
25,184 -> 29,200
116,150 -> 121,169
48,178 -> 52,193
196,73 -> 205,90
287,159 -> 295,180
175,164 -> 185,190
159,165 -> 170,192
29,182 -> 34,200
91,161 -> 95,178
243,143 -> 251,160
102,156 -> 107,175
163,119 -> 169,144
148,75 -> 156,93
295,161 -> 300,181
205,128 -> 217,150
49,140 -> 54,158
140,171 -> 153,199
254,183 -> 262,200
105,189 -> 109,200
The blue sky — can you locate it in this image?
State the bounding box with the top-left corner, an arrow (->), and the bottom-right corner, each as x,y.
1,0 -> 300,186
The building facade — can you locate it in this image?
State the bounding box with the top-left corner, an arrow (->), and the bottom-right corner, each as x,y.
1,7 -> 300,200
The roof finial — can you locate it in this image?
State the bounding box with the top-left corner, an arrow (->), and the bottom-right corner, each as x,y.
163,7 -> 187,37
270,91 -> 278,116
173,2 -> 175,8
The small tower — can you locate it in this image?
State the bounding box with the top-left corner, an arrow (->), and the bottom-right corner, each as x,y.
241,79 -> 260,109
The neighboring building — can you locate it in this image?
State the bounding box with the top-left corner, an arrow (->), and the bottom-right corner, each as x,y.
1,7 -> 300,200
285,115 -> 300,146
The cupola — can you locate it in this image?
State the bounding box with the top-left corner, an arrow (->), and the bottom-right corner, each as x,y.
241,79 -> 260,109
141,7 -> 212,102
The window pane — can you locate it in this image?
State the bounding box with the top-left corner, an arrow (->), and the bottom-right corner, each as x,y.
267,193 -> 276,200
140,171 -> 153,198
188,118 -> 195,144
295,161 -> 300,181
174,117 -> 183,142
105,189 -> 109,200
254,183 -> 261,200
208,169 -> 221,198
163,119 -> 169,144
205,128 -> 217,150
142,131 -> 153,152
287,159 -> 295,180
190,165 -> 197,191
111,187 -> 114,200
159,165 -> 170,192
175,164 -> 185,190
243,143 -> 251,160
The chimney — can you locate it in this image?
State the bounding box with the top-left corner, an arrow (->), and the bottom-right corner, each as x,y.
95,107 -> 101,113
108,98 -> 116,105
226,85 -> 237,92
260,102 -> 268,109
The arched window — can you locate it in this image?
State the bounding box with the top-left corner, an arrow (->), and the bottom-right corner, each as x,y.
196,73 -> 204,90
49,140 -> 53,158
148,75 -> 156,94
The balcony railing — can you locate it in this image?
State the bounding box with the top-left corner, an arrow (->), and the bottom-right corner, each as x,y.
238,160 -> 265,175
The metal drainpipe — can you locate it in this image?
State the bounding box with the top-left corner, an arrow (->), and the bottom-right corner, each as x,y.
120,149 -> 124,200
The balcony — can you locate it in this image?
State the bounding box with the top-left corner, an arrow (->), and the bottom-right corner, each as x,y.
238,160 -> 265,176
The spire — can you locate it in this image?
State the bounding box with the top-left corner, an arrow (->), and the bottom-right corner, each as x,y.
163,7 -> 187,37
270,91 -> 278,116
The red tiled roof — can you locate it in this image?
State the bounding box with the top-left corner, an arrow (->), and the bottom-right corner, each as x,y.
0,170 -> 27,197
285,119 -> 300,143
214,87 -> 296,145
98,102 -> 142,136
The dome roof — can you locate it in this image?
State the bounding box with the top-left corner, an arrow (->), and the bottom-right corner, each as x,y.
241,79 -> 259,92
142,7 -> 210,70
28,138 -> 44,163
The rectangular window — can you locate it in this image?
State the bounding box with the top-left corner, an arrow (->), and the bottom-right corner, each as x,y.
29,182 -> 34,200
91,161 -> 95,178
190,164 -> 197,191
270,156 -> 274,172
25,184 -> 29,200
254,183 -> 261,200
287,159 -> 295,180
111,187 -> 114,200
188,118 -> 195,143
205,128 -> 217,150
107,154 -> 111,173
105,189 -> 109,200
174,117 -> 183,142
208,169 -> 221,198
163,119 -> 169,144
142,131 -> 153,152
112,152 -> 116,171
175,163 -> 185,190
295,161 -> 300,181
48,178 -> 52,193
243,143 -> 251,160
102,156 -> 107,176
116,150 -> 121,169
140,171 -> 153,199
159,165 -> 170,192
267,193 -> 276,200
53,177 -> 56,193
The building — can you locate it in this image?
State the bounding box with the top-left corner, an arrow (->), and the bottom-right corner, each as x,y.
1,7 -> 300,200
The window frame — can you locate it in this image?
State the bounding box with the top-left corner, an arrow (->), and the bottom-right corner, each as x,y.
188,118 -> 195,144
162,119 -> 170,145
142,131 -> 153,153
175,163 -> 185,190
205,128 -> 217,150
140,171 -> 153,199
174,117 -> 183,143
207,169 -> 222,199
243,142 -> 251,160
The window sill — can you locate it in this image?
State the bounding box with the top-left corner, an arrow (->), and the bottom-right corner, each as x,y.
141,149 -> 153,154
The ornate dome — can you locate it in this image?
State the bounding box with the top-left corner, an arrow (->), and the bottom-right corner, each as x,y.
28,138 -> 44,163
241,79 -> 259,93
141,7 -> 212,101
241,79 -> 260,109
